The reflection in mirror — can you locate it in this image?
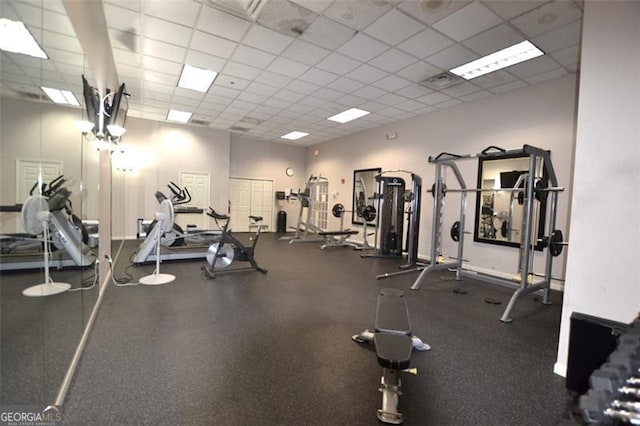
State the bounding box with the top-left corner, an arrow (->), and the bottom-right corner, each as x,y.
0,1 -> 100,405
473,154 -> 547,249
352,168 -> 381,226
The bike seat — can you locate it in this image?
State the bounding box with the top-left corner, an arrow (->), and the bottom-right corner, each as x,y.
207,209 -> 229,220
249,215 -> 263,222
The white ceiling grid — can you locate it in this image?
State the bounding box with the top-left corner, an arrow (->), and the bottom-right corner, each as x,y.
0,0 -> 583,146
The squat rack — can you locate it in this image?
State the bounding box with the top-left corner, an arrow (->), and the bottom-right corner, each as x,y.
411,145 -> 563,322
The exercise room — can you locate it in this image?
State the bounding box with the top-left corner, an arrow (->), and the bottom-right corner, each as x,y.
0,0 -> 638,424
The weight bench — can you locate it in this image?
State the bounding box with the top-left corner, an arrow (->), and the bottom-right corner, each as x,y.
352,288 -> 430,424
318,229 -> 359,249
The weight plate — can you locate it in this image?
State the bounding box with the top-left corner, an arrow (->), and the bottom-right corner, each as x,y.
450,221 -> 460,242
206,242 -> 234,268
549,229 -> 564,257
362,205 -> 377,222
332,203 -> 344,218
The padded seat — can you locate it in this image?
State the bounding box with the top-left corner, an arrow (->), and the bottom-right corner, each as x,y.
375,288 -> 411,335
374,333 -> 413,370
318,230 -> 359,236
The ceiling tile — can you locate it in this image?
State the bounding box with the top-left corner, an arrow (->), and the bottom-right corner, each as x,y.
280,39 -> 331,66
372,74 -> 412,92
109,29 -> 140,53
297,66 -> 342,85
104,3 -> 142,33
532,20 -> 582,53
396,61 -> 442,83
273,89 -> 306,103
436,98 -> 462,109
267,57 -> 310,78
215,74 -> 251,90
397,28 -> 455,59
300,16 -> 356,50
470,70 -> 518,89
184,51 -> 227,73
41,30 -> 83,54
315,52 -> 362,75
508,55 -> 559,79
510,1 -> 582,39
314,87 -> 346,101
221,62 -> 262,80
481,0 -> 546,20
550,44 -> 580,67
143,56 -> 183,76
245,82 -> 279,97
460,90 -> 492,102
324,0 -> 392,30
143,15 -> 192,47
289,0 -> 334,15
190,31 -> 236,58
395,83 -> 432,98
143,69 -> 176,86
336,33 -> 389,62
143,38 -> 186,62
377,106 -> 404,117
395,99 -> 426,112
144,81 -> 174,94
242,25 -> 294,55
377,92 -> 407,106
113,47 -> 141,67
364,8 -> 426,46
326,77 -> 364,93
425,44 -> 477,69
235,91 -> 268,104
352,85 -> 388,101
346,64 -> 389,84
463,24 -> 523,55
441,81 -> 481,97
335,94 -> 368,107
196,6 -> 251,42
369,48 -> 417,73
287,79 -> 321,95
525,67 -> 567,85
490,80 -> 527,94
144,0 -> 200,27
258,71 -> 293,88
432,2 -> 502,42
416,92 -> 451,105
232,45 -> 275,68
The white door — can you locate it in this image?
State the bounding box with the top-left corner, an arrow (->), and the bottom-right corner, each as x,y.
16,158 -> 63,202
229,179 -> 252,231
229,178 -> 274,232
178,171 -> 210,229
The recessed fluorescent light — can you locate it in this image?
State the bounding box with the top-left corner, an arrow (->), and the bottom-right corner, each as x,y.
281,131 -> 309,140
41,87 -> 80,106
450,40 -> 544,80
177,64 -> 218,93
167,109 -> 192,123
0,18 -> 47,59
327,108 -> 370,124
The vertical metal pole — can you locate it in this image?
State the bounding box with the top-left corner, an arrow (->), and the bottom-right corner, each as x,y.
456,187 -> 466,281
542,190 -> 559,304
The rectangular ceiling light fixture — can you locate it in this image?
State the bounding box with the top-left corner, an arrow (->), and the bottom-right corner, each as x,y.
178,64 -> 218,93
41,87 -> 80,106
167,109 -> 192,123
281,131 -> 309,140
327,107 -> 370,124
0,18 -> 48,59
450,40 -> 544,80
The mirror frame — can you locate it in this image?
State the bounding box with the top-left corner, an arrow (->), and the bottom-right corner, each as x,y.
473,153 -> 548,250
352,168 -> 381,225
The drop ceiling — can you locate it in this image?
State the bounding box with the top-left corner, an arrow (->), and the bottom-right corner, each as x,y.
0,0 -> 583,146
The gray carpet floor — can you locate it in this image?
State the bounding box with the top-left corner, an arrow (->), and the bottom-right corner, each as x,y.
58,233 -> 571,425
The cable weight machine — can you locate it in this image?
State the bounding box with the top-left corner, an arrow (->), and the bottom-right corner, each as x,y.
365,170 -> 422,275
410,145 -> 565,323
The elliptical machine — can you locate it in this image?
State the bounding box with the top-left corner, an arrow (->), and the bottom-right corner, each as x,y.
202,208 -> 267,279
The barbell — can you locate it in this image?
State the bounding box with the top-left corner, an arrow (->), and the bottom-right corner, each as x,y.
331,203 -> 377,222
430,182 -> 563,198
451,220 -> 566,257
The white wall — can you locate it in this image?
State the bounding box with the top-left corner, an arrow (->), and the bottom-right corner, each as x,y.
230,134 -> 307,231
555,1 -> 640,376
306,75 -> 577,281
0,97 -> 99,232
111,116 -> 230,239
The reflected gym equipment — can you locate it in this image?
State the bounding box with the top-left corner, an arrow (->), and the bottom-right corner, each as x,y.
411,145 -> 565,323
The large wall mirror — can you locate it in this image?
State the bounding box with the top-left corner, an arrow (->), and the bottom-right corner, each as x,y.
352,168 -> 381,226
0,0 -> 100,405
473,154 -> 547,250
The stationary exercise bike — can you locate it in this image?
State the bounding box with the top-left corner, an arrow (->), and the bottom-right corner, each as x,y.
201,208 -> 268,279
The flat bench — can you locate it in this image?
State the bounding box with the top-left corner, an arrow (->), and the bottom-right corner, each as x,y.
318,229 -> 359,249
353,288 -> 429,424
